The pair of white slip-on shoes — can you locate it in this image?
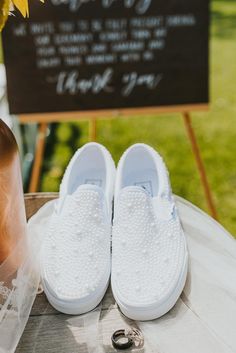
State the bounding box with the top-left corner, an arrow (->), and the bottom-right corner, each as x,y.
40,143 -> 188,321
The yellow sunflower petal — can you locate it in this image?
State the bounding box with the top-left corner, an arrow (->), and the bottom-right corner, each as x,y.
0,0 -> 10,31
12,0 -> 29,17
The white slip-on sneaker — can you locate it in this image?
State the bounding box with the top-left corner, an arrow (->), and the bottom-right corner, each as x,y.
40,142 -> 116,315
111,143 -> 188,321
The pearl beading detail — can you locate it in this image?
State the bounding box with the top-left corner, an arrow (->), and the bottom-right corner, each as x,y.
112,188 -> 186,305
41,188 -> 111,300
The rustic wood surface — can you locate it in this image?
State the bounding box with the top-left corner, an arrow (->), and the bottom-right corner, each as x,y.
17,193 -> 144,353
24,193 -> 58,220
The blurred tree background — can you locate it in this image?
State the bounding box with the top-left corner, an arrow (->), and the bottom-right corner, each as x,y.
31,0 -> 236,236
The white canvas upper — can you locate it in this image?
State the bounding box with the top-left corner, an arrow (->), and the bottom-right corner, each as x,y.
40,143 -> 116,314
112,143 -> 188,321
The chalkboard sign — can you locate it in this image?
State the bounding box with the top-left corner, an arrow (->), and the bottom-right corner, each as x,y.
2,0 -> 209,115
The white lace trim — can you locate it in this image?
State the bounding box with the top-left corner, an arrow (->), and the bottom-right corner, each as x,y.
0,282 -> 11,300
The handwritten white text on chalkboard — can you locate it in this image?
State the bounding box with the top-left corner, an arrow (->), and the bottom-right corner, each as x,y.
53,68 -> 114,94
122,72 -> 162,96
50,0 -> 153,14
48,68 -> 162,96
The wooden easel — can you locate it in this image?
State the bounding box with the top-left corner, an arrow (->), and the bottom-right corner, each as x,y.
19,103 -> 218,220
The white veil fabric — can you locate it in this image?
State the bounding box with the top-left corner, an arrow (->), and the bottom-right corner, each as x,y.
0,232 -> 40,353
0,196 -> 235,353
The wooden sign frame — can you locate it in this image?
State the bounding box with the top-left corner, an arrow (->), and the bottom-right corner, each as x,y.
18,103 -> 218,220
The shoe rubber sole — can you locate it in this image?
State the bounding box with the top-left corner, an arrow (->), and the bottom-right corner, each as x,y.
41,274 -> 110,315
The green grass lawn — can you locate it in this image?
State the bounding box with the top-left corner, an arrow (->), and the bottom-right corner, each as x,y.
39,0 -> 236,237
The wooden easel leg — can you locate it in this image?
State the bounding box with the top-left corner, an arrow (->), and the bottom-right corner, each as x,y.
182,112 -> 218,220
89,118 -> 97,141
28,123 -> 48,193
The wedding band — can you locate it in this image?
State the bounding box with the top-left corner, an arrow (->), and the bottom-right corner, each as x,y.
111,329 -> 133,350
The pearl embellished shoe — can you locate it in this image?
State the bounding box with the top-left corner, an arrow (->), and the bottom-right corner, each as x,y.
111,143 -> 188,321
40,143 -> 116,314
